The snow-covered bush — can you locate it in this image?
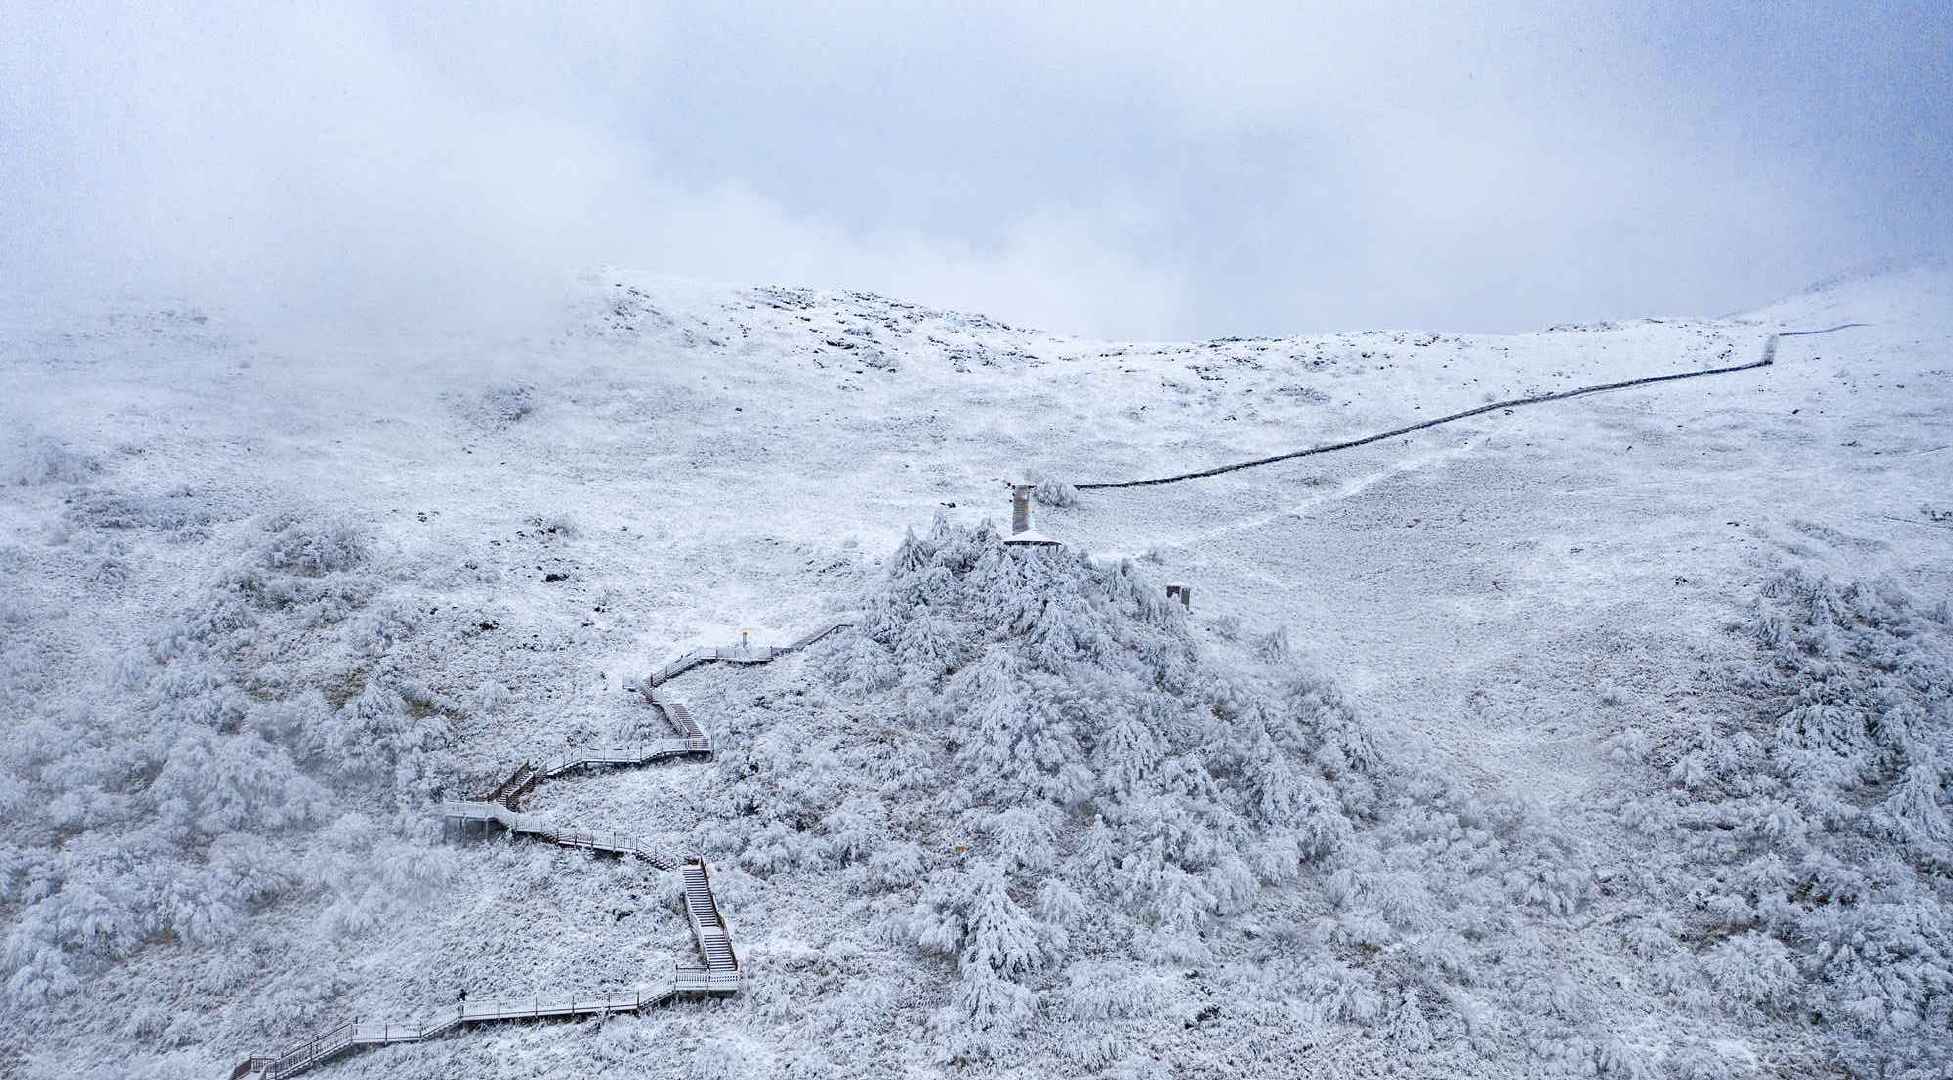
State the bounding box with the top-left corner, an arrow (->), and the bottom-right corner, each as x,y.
258,510 -> 369,576
0,506 -> 453,1006
4,435 -> 100,485
729,518 -> 1595,1062
312,678 -> 444,793
1701,932 -> 1802,1015
1618,569 -> 1953,1074
1032,477 -> 1079,508
471,679 -> 513,715
151,729 -> 329,840
474,382 -> 536,427
529,511 -> 580,538
62,487 -> 219,538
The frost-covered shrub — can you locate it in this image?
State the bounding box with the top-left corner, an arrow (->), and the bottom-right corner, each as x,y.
471,679 -> 513,716
258,511 -> 368,576
1032,477 -> 1079,508
1619,569 -> 1953,1073
0,506 -> 450,1005
312,818 -> 457,934
5,435 -> 100,485
529,511 -> 579,538
866,842 -> 926,890
1607,727 -> 1652,764
461,381 -> 537,428
739,821 -> 804,876
1662,1039 -> 1757,1080
1702,932 -> 1802,1014
818,796 -> 887,865
152,730 -> 329,840
0,593 -> 32,629
1063,961 -> 1171,1020
732,518 -> 1592,1062
345,602 -> 418,659
313,679 -> 443,791
62,487 -> 218,538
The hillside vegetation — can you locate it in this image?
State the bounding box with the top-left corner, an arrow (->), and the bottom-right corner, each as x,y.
0,264 -> 1948,1077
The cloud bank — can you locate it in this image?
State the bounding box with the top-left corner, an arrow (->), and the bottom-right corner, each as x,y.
3,2 -> 1948,338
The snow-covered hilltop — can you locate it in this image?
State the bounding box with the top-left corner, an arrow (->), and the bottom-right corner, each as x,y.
1,263 -> 1949,1078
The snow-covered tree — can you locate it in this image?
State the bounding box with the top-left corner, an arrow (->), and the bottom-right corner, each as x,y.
732,519 -> 1601,1062
1618,569 -> 1953,1073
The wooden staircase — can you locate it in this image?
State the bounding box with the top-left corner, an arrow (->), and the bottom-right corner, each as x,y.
682,860 -> 739,973
647,692 -> 705,741
482,760 -> 542,809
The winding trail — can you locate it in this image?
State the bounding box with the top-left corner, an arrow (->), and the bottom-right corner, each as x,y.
230,622 -> 849,1080
1076,324 -> 1869,491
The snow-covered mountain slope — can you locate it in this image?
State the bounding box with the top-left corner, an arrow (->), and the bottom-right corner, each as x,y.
0,263 -> 1948,1078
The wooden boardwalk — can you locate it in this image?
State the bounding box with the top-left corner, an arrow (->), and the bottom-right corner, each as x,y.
644,618 -> 854,687
231,624 -> 844,1079
439,800 -> 691,870
231,971 -> 742,1080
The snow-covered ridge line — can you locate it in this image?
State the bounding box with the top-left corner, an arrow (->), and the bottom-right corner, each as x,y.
230,632 -> 837,1080
1075,323 -> 1870,490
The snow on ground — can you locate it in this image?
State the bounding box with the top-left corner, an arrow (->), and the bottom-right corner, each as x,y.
0,262 -> 1949,1078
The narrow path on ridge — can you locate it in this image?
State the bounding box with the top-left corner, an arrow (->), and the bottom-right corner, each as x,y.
1074,324 -> 1869,491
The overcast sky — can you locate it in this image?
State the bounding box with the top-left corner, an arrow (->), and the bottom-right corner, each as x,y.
4,2 -> 1949,339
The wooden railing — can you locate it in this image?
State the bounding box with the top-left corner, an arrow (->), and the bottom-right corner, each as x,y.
536,825 -> 686,870
264,1020 -> 356,1079
538,737 -> 712,778
674,965 -> 745,994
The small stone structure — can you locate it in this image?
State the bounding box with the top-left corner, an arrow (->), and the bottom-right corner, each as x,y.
1004,483 -> 1060,547
1167,583 -> 1192,610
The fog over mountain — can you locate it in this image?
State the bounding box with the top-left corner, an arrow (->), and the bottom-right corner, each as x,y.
4,262 -> 1950,1078
5,3 -> 1950,337
3,6 -> 1951,1079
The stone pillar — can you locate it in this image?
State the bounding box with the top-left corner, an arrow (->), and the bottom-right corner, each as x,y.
1011,484 -> 1033,535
